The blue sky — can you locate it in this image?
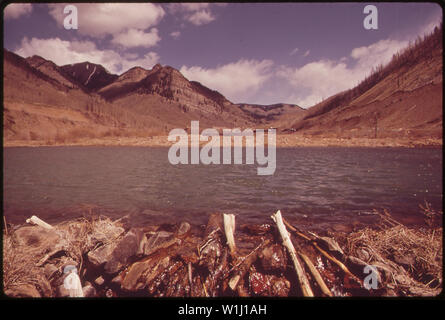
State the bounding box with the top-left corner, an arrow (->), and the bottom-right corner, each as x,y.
3,2 -> 442,107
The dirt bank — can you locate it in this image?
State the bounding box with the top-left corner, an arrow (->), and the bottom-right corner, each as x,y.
3,134 -> 443,148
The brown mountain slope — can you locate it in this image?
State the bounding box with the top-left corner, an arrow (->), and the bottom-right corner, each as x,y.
97,66 -> 152,100
283,24 -> 443,139
237,103 -> 306,124
3,24 -> 442,146
61,62 -> 118,91
3,50 -> 257,144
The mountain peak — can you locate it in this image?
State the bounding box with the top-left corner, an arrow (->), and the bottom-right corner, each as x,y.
152,63 -> 163,71
61,61 -> 118,91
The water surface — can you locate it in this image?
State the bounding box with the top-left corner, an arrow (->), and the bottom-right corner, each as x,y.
3,146 -> 442,228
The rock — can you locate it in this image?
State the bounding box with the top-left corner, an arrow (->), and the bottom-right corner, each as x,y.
87,228 -> 149,274
13,225 -> 66,254
317,237 -> 344,257
121,259 -> 153,291
260,244 -> 287,273
87,242 -> 117,268
143,231 -> 179,256
346,255 -> 376,281
121,256 -> 170,292
89,221 -> 125,246
104,228 -> 148,274
176,222 -> 191,238
347,255 -> 368,271
111,273 -> 124,287
346,256 -> 396,287
94,276 -> 105,286
82,282 -> 96,297
5,284 -> 41,298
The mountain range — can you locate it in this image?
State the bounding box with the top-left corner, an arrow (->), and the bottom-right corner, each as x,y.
3,24 -> 442,144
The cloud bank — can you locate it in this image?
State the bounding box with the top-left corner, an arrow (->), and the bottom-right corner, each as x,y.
4,3 -> 33,19
180,59 -> 274,103
15,37 -> 159,74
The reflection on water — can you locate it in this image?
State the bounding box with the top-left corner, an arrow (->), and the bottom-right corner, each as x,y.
3,146 -> 443,227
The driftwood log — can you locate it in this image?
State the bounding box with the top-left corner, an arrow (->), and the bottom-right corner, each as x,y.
283,217 -> 361,286
223,213 -> 237,255
271,210 -> 314,297
26,215 -> 54,229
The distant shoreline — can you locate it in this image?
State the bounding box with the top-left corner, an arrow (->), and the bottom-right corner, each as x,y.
3,135 -> 442,148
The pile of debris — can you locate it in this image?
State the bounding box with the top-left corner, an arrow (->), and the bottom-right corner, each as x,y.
2,210 -> 442,297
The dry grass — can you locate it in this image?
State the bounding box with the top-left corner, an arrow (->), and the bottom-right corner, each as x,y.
3,215 -> 125,295
345,206 -> 443,294
2,232 -> 42,293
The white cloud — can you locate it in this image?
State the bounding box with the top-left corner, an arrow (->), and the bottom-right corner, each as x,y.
180,59 -> 274,102
168,3 -> 221,26
277,38 -> 408,107
111,28 -> 160,48
15,37 -> 159,74
303,50 -> 310,57
47,3 -> 165,37
170,31 -> 181,39
4,3 -> 32,19
187,10 -> 215,26
170,3 -> 211,12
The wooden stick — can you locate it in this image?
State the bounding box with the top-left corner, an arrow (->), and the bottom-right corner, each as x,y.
284,218 -> 360,284
26,215 -> 53,229
223,213 -> 236,255
3,216 -> 8,235
188,262 -> 193,297
299,252 -> 333,297
283,218 -> 312,241
313,243 -> 360,283
271,210 -> 314,297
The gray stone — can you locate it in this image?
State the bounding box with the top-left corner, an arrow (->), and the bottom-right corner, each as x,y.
94,276 -> 105,286
121,256 -> 170,292
87,242 -> 117,268
346,256 -> 380,282
104,228 -> 148,274
318,236 -> 344,257
143,231 -> 177,256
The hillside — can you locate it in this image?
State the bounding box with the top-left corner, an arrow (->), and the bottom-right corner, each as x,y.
281,24 -> 443,140
2,24 -> 443,146
237,103 -> 306,124
61,62 -> 118,91
3,50 -> 257,144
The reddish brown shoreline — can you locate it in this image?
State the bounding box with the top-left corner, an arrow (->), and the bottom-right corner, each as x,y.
3,210 -> 442,298
3,134 -> 443,148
